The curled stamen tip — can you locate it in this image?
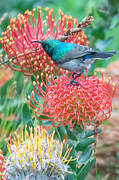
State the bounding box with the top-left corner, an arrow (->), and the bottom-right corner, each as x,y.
32,91 -> 34,95
51,67 -> 53,71
38,6 -> 42,9
33,8 -> 36,12
37,75 -> 39,79
58,9 -> 62,14
41,72 -> 43,77
45,7 -> 49,11
33,81 -> 36,85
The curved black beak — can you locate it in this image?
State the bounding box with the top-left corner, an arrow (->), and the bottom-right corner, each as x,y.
31,40 -> 42,44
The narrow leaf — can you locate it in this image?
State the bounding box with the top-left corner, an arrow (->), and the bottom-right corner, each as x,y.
77,158 -> 96,180
78,147 -> 92,164
57,126 -> 67,141
84,129 -> 102,138
22,103 -> 32,127
76,138 -> 96,151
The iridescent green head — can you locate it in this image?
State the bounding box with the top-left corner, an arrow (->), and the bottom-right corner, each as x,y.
32,38 -> 61,57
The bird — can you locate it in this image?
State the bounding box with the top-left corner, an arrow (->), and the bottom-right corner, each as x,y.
32,39 -> 117,85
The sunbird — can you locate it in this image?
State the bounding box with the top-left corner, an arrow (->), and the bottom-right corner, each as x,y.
32,39 -> 116,85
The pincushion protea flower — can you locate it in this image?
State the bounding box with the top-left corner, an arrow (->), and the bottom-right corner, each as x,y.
29,73 -> 115,129
95,67 -> 119,100
0,150 -> 8,180
5,126 -> 73,180
0,7 -> 89,76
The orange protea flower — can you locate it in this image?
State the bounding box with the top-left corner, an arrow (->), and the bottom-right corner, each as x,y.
95,67 -> 119,100
5,126 -> 73,180
29,73 -> 115,129
109,75 -> 119,99
107,60 -> 119,99
0,7 -> 89,76
0,150 -> 8,180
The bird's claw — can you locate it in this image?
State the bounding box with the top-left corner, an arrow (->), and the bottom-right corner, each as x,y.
67,72 -> 82,86
72,72 -> 77,78
67,80 -> 79,86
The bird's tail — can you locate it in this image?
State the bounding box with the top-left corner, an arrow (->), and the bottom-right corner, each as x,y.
90,50 -> 117,59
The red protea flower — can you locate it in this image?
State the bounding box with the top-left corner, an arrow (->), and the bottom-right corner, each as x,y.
0,7 -> 89,76
0,150 -> 8,180
95,67 -> 119,100
29,73 -> 115,129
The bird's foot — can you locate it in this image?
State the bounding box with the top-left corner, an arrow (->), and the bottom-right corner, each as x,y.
67,72 -> 82,86
68,80 -> 79,86
72,72 -> 78,78
68,80 -> 84,87
72,72 -> 82,78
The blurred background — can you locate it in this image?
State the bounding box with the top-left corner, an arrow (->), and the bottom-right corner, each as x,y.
0,0 -> 119,179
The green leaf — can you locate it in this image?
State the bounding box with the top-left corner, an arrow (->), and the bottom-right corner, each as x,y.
78,147 -> 92,164
84,129 -> 102,138
92,26 -> 105,39
0,79 -> 12,104
54,128 -> 61,141
67,129 -> 78,141
76,138 -> 96,151
77,158 -> 96,180
42,120 -> 52,127
15,72 -> 24,95
110,14 -> 119,29
37,114 -> 52,127
69,148 -> 77,170
57,126 -> 67,141
97,9 -> 107,19
65,173 -> 76,180
22,103 -> 32,127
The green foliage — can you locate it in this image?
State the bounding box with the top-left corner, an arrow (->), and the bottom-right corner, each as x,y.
22,103 -> 32,127
77,158 -> 96,180
78,147 -> 92,164
55,125 -> 101,179
84,128 -> 102,138
76,137 -> 96,151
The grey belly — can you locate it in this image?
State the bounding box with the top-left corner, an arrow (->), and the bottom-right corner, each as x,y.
58,58 -> 95,72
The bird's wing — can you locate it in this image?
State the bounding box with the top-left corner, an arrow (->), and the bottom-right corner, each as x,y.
57,45 -> 96,64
